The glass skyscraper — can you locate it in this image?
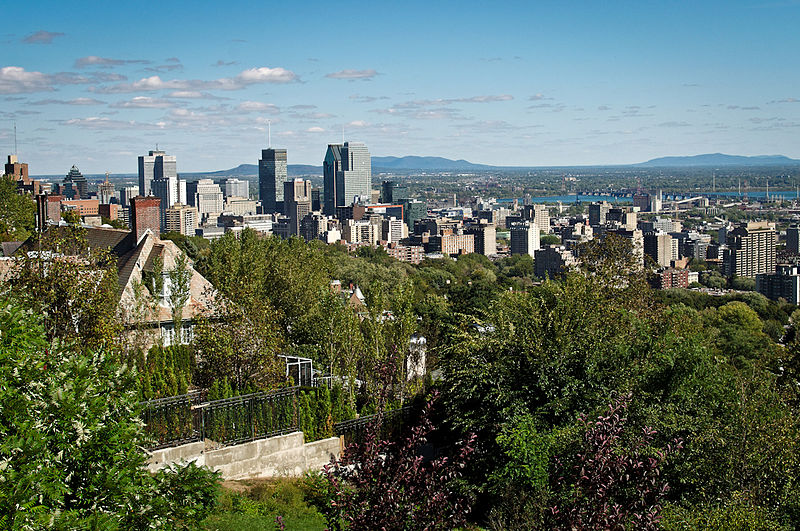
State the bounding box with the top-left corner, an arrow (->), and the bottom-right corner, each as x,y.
138,149 -> 176,197
259,148 -> 287,214
323,141 -> 371,216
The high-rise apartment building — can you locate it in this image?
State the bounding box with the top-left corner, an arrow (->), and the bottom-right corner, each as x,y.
589,201 -> 611,227
523,204 -> 550,233
465,220 -> 497,256
258,148 -> 287,213
723,221 -> 776,278
381,217 -> 405,243
164,203 -> 199,236
138,149 -> 176,197
284,178 -> 312,236
644,232 -> 673,268
510,222 -> 540,256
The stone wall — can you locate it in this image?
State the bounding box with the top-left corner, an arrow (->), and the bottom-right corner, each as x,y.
147,431 -> 342,480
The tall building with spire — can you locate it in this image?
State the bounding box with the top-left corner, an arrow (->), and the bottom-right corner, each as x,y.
259,148 -> 287,214
98,173 -> 115,204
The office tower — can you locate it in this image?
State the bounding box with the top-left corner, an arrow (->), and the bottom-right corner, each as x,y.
138,149 -> 176,197
98,173 -> 115,204
189,179 -> 224,220
130,196 -> 160,240
152,173 -> 186,230
284,178 -> 312,236
723,221 -> 776,278
258,148 -> 287,213
224,178 -> 249,199
323,144 -> 343,215
311,187 -> 321,211
341,142 -> 371,206
63,165 -> 88,199
120,186 -> 139,207
644,232 -> 673,267
403,199 -> 427,230
787,225 -> 800,254
165,203 -> 199,236
510,222 -> 540,256
589,201 -> 610,227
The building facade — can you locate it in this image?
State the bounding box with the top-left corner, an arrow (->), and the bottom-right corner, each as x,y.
510,222 -> 540,256
138,150 -> 176,198
258,148 -> 287,214
723,221 -> 776,278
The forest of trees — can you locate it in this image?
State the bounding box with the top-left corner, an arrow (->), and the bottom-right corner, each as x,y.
1,223 -> 799,529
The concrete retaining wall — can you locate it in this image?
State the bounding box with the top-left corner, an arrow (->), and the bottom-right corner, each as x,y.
147,432 -> 342,480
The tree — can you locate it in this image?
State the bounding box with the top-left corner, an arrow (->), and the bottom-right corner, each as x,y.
7,226 -> 121,350
318,392 -> 476,531
0,174 -> 35,242
0,296 -> 221,529
549,394 -> 682,530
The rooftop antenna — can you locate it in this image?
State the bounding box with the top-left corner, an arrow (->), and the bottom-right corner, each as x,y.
268,119 -> 271,148
13,121 -> 17,156
342,124 -> 345,145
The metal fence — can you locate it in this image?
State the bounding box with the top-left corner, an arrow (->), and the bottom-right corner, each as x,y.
334,405 -> 414,446
140,387 -> 298,450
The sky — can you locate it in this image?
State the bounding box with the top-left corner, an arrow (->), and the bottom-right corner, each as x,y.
3,0 -> 800,174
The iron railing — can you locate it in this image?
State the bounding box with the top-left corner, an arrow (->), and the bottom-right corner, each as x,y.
140,387 -> 298,450
334,405 -> 414,446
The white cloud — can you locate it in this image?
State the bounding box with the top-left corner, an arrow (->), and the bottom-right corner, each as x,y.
62,117 -> 159,130
30,97 -> 105,105
326,69 -> 379,80
348,120 -> 369,127
0,66 -> 52,93
111,96 -> 176,109
91,66 -> 298,93
235,101 -> 280,113
307,126 -> 325,133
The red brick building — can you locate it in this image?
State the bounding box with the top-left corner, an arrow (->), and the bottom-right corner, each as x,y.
658,268 -> 689,289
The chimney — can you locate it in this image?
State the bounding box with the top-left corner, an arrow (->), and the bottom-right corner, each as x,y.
130,195 -> 161,243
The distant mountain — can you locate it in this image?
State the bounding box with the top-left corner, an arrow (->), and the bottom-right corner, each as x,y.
184,163 -> 322,178
637,153 -> 800,167
371,156 -> 492,171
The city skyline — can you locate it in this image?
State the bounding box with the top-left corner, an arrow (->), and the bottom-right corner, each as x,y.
3,1 -> 800,173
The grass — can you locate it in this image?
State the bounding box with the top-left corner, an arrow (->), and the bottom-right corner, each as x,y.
201,478 -> 327,531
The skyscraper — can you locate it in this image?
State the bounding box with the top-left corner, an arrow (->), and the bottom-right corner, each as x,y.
259,148 -> 287,213
323,144 -> 343,216
284,178 -> 312,236
62,165 -> 88,199
341,142 -> 371,206
324,141 -> 371,217
510,222 -> 540,256
138,149 -> 176,197
98,173 -> 115,204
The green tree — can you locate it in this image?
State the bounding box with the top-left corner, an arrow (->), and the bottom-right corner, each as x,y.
0,174 -> 35,242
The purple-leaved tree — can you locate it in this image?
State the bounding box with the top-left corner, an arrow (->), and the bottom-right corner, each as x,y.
550,393 -> 682,530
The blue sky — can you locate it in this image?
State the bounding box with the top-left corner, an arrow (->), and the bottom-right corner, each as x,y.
3,0 -> 800,174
